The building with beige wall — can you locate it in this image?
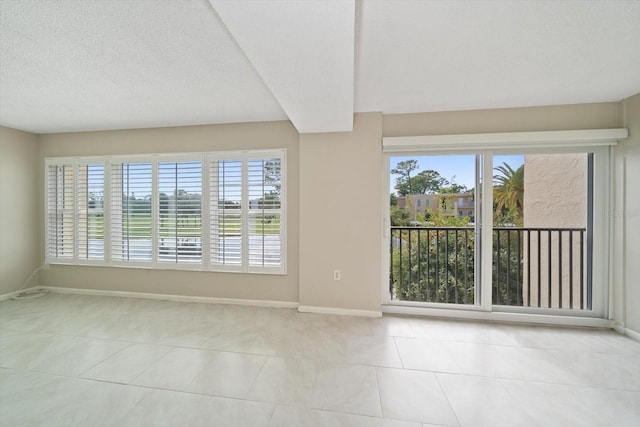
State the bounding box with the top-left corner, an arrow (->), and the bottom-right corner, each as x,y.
397,193 -> 474,219
523,153 -> 588,309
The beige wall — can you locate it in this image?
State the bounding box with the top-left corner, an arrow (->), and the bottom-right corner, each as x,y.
2,100 -> 634,320
38,121 -> 301,303
622,92 -> 640,333
383,102 -> 621,137
299,113 -> 383,312
0,126 -> 40,295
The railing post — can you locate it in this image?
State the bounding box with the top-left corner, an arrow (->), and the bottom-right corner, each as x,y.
426,229 -> 430,300
537,230 -> 541,308
548,230 -> 552,308
506,230 -> 511,305
580,230 -> 584,310
408,228 -> 412,296
435,230 -> 440,303
558,230 -> 563,309
496,229 -> 501,305
389,228 -> 394,297
454,229 -> 459,304
517,229 -> 522,306
569,230 -> 574,309
445,230 -> 449,303
464,228 -> 469,304
417,229 -> 422,298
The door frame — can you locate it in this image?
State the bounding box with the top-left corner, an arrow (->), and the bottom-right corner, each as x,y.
381,129 -> 626,326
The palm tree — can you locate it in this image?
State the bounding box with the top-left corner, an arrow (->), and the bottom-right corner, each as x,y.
493,163 -> 524,221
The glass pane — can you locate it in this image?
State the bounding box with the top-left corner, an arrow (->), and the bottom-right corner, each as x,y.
78,163 -> 104,260
110,162 -> 152,261
248,158 -> 282,267
158,161 -> 202,263
389,155 -> 477,304
492,153 -> 591,309
47,164 -> 74,258
210,159 -> 242,266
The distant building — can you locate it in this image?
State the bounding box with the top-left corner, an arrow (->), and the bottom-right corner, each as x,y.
397,192 -> 474,218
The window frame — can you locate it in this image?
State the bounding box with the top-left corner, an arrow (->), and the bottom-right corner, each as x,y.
44,149 -> 287,275
381,129 -> 626,322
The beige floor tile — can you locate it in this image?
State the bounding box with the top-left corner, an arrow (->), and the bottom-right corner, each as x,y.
30,337 -> 131,377
343,335 -> 403,368
131,347 -> 218,391
81,343 -> 172,384
117,388 -> 212,427
246,356 -> 320,406
501,379 -> 640,427
312,362 -> 382,417
191,396 -> 275,427
268,405 -> 421,427
394,337 -> 461,373
187,351 -> 266,398
2,294 -> 640,427
436,373 -> 536,427
376,367 -> 459,426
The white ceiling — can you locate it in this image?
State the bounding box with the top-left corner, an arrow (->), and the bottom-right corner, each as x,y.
1,0 -> 639,134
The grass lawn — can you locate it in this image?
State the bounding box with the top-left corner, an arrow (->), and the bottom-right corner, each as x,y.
87,214 -> 280,238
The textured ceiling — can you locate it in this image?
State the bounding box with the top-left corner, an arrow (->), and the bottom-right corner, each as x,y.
0,0 -> 639,134
355,1 -> 640,114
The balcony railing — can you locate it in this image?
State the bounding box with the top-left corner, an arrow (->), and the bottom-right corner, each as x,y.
390,226 -> 589,309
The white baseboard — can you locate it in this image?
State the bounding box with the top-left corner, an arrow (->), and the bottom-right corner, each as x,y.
298,305 -> 382,318
0,286 -> 44,301
39,286 -> 299,309
613,324 -> 626,334
625,327 -> 640,342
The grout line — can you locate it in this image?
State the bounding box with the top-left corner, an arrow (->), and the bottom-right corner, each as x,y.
374,366 -> 386,419
4,292 -> 640,425
391,336 -> 405,369
243,354 -> 269,400
433,372 -> 463,427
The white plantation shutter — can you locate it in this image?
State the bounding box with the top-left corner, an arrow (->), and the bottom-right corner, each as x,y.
110,162 -> 153,262
47,164 -> 75,260
158,161 -> 203,264
44,150 -> 285,274
248,157 -> 282,268
77,164 -> 105,260
210,159 -> 243,268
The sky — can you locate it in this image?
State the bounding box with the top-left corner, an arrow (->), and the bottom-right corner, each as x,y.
389,154 -> 524,195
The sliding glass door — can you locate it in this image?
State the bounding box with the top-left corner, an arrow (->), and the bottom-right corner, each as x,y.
388,154 -> 481,306
492,152 -> 595,311
385,148 -> 606,316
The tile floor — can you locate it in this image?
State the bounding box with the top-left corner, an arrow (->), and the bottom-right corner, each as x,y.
1,293 -> 639,426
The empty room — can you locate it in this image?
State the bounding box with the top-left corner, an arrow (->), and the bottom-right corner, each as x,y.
1,1 -> 639,426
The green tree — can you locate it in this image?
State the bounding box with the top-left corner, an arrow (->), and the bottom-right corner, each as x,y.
493,163 -> 524,224
391,226 -> 475,304
390,205 -> 411,226
263,159 -> 282,195
391,160 -> 419,196
408,170 -> 449,194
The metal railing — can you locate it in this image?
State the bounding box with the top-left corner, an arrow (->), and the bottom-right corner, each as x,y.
390,226 -> 589,309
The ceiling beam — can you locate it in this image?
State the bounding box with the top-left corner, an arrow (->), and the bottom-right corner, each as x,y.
210,0 -> 355,133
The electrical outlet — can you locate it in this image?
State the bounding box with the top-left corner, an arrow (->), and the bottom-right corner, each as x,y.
333,270 -> 341,281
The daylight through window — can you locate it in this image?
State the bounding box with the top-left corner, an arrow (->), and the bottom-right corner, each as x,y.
45,150 -> 286,274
